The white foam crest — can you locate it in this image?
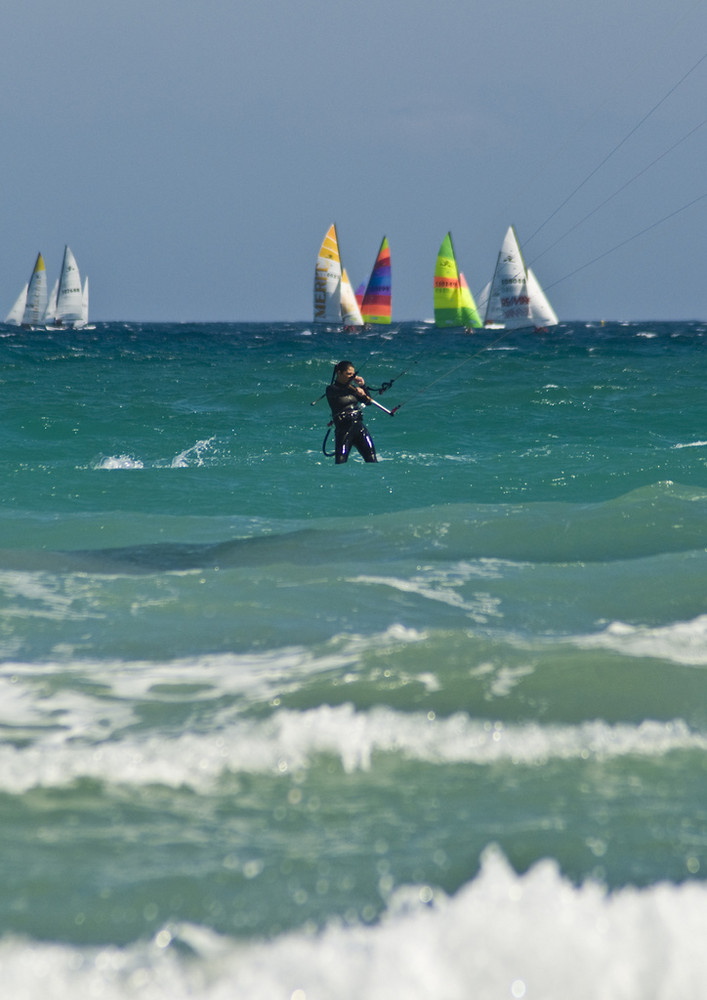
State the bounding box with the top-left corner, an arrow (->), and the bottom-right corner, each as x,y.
1,847 -> 705,999
171,437 -> 216,468
351,569 -> 503,623
1,705 -> 704,793
93,455 -> 145,469
574,615 -> 707,665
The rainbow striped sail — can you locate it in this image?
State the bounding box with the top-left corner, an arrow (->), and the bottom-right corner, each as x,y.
361,236 -> 391,324
313,224 -> 342,323
434,233 -> 481,329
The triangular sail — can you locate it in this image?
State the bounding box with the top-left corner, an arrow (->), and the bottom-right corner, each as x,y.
484,226 -> 531,329
361,236 -> 391,324
527,269 -> 558,327
21,252 -> 48,326
433,233 -> 482,329
43,279 -> 58,325
313,224 -> 342,323
81,276 -> 90,327
55,246 -> 84,325
484,226 -> 558,329
5,284 -> 28,325
459,272 -> 482,328
340,268 -> 363,327
434,232 -> 462,328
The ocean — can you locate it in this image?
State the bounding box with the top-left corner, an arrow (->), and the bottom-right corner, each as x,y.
0,319 -> 706,998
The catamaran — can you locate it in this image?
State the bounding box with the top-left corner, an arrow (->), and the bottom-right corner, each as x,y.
360,236 -> 391,325
482,226 -> 558,330
434,232 -> 482,330
48,245 -> 89,329
313,225 -> 363,329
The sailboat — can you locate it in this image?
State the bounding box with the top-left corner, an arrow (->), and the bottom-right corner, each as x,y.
313,225 -> 363,328
22,253 -> 48,327
434,232 -> 482,330
360,236 -> 391,324
314,224 -> 342,324
483,226 -> 558,330
4,252 -> 48,327
48,245 -> 89,329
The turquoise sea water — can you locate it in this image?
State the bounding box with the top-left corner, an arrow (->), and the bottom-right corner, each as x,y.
1,320 -> 706,998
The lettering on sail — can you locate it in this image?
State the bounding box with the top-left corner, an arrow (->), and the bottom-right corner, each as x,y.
501,295 -> 530,307
314,265 -> 329,318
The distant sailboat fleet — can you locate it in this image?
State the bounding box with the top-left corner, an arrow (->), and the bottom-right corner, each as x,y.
4,246 -> 91,329
314,224 -> 558,331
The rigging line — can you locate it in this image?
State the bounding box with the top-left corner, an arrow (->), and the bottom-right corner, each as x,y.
529,116 -> 707,268
512,0 -> 705,209
524,48 -> 707,248
543,190 -> 707,291
391,329 -> 514,414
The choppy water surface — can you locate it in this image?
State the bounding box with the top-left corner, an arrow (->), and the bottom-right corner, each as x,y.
1,320 -> 706,998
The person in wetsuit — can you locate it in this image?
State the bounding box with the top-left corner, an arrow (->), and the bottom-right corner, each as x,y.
325,360 -> 378,464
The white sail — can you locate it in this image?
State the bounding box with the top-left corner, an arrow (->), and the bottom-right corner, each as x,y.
340,268 -> 363,327
55,246 -> 84,326
527,268 -> 559,327
313,224 -> 342,323
43,279 -> 58,325
5,284 -> 28,326
80,276 -> 89,327
484,226 -> 532,329
21,253 -> 48,327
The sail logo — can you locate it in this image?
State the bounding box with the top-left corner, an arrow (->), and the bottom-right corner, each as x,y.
501,295 -> 530,307
314,265 -> 330,317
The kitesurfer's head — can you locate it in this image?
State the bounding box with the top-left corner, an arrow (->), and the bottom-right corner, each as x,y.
334,360 -> 356,383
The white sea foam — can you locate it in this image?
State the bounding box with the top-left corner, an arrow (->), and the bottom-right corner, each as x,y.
0,697 -> 704,793
574,615 -> 707,665
94,455 -> 145,470
0,846 -> 704,999
171,437 -> 216,467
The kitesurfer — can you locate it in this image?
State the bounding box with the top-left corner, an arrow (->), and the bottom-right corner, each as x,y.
325,360 -> 378,464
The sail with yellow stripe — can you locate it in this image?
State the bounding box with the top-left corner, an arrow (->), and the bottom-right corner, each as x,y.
434,232 -> 481,329
313,224 -> 342,323
22,252 -> 48,327
459,272 -> 481,329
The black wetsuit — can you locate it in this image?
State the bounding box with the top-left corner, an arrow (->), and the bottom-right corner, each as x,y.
325,382 -> 378,464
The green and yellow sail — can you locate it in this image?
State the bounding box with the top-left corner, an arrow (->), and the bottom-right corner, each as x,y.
434,233 -> 481,329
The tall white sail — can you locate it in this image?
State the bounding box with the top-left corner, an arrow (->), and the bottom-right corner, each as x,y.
55,246 -> 84,326
5,284 -> 28,326
81,276 -> 90,327
313,224 -> 342,323
43,280 -> 58,325
527,269 -> 559,327
340,268 -> 363,327
21,253 -> 48,327
484,226 -> 532,329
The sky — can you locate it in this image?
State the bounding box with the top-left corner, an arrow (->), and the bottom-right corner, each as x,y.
2,0 -> 706,323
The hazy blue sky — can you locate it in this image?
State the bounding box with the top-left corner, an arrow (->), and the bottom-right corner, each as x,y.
2,0 -> 706,322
